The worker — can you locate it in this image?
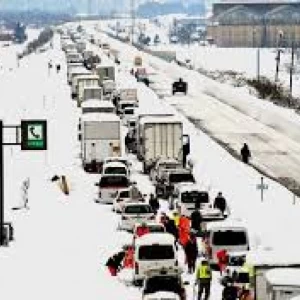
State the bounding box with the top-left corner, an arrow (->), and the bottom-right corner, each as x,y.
195,258 -> 212,300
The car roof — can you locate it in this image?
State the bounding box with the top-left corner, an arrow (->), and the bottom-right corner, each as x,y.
135,233 -> 175,246
134,222 -> 164,229
206,218 -> 247,230
176,183 -> 204,192
123,202 -> 150,208
103,161 -> 128,168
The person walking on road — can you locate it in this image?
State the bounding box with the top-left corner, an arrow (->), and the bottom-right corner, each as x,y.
240,143 -> 251,164
149,193 -> 160,214
185,233 -> 198,273
105,250 -> 125,276
195,258 -> 212,300
191,208 -> 203,235
213,192 -> 227,215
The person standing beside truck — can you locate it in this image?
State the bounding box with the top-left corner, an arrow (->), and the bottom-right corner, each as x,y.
195,258 -> 212,300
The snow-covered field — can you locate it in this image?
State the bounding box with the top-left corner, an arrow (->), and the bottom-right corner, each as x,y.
0,23 -> 299,300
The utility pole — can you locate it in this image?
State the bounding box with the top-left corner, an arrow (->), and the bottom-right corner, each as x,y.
0,121 -> 3,245
130,0 -> 136,45
290,41 -> 295,97
275,49 -> 282,83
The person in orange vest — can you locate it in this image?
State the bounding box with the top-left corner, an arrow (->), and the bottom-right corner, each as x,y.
178,213 -> 190,247
123,246 -> 134,269
216,249 -> 229,275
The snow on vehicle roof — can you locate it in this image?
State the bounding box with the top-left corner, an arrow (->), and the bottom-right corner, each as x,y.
95,63 -> 114,69
82,100 -> 114,108
70,68 -> 90,75
75,74 -> 99,80
83,86 -> 102,90
139,115 -> 182,125
205,218 -> 247,230
265,268 -> 300,286
81,112 -> 120,122
246,248 -> 300,267
135,232 -> 175,246
103,161 -> 128,168
176,183 -> 206,193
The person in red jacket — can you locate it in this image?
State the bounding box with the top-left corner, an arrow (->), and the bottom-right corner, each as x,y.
216,249 -> 229,275
178,214 -> 191,247
136,223 -> 150,237
123,246 -> 134,269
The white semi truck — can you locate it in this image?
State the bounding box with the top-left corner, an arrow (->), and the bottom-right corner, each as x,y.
79,113 -> 121,173
136,115 -> 189,174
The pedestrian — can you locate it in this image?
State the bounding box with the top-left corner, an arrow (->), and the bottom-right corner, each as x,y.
222,282 -> 239,300
125,133 -> 131,153
56,64 -> 61,73
164,217 -> 179,242
105,250 -> 125,276
172,210 -> 180,227
185,233 -> 198,273
178,213 -> 190,247
216,249 -> 229,275
240,143 -> 251,164
123,245 -> 134,269
239,287 -> 253,300
213,192 -> 227,215
195,258 -> 212,300
149,193 -> 160,214
190,208 -> 203,235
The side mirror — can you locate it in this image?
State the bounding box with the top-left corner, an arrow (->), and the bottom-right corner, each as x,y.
183,281 -> 189,285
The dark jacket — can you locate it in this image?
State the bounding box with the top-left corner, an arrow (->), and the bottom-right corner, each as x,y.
214,196 -> 227,213
165,219 -> 178,240
222,285 -> 238,300
185,238 -> 198,260
149,196 -> 160,212
241,144 -> 251,163
190,210 -> 202,230
106,251 -> 125,270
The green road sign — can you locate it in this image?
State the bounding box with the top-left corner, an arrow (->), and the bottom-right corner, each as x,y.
21,120 -> 47,150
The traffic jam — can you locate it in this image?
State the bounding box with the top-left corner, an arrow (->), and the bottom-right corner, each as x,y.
61,24 -> 258,300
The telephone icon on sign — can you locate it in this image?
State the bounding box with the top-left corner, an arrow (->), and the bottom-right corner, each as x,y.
28,125 -> 42,140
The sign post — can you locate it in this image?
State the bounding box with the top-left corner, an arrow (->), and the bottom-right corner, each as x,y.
256,177 -> 268,202
0,119 -> 47,246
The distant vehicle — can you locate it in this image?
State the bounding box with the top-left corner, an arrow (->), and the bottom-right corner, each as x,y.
135,67 -> 150,86
117,100 -> 138,115
155,169 -> 195,199
112,187 -> 144,213
78,113 -> 121,172
103,156 -> 131,170
150,158 -> 182,182
142,267 -> 187,300
171,183 -> 225,220
82,86 -> 102,102
172,78 -> 188,95
203,220 -> 250,265
134,233 -> 177,284
170,35 -> 179,44
102,161 -> 129,177
120,107 -> 136,125
81,100 -> 115,114
96,174 -> 130,204
95,64 -> 115,86
120,203 -> 155,232
75,74 -> 99,107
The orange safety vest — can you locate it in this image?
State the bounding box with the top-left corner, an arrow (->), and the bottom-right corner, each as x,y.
123,248 -> 134,269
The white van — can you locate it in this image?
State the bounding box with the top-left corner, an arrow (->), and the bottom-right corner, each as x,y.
265,268 -> 300,300
203,220 -> 250,265
134,233 -> 177,284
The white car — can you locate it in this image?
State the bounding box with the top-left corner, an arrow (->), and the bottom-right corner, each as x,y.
103,156 -> 131,170
112,187 -> 145,213
172,183 -> 225,220
120,203 -> 155,231
102,161 -> 129,177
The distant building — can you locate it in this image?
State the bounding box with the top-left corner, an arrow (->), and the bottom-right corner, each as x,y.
207,1 -> 300,47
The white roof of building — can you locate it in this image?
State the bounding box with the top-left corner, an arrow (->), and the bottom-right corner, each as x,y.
139,115 -> 182,126
81,112 -> 120,122
135,232 -> 175,246
265,268 -> 300,286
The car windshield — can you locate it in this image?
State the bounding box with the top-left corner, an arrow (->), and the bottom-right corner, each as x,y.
119,191 -> 130,198
181,191 -> 209,204
104,167 -> 127,175
169,173 -> 195,184
99,176 -> 129,188
124,109 -> 134,115
138,245 -> 174,260
160,163 -> 180,170
212,230 -> 247,246
124,205 -> 152,214
144,276 -> 181,295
